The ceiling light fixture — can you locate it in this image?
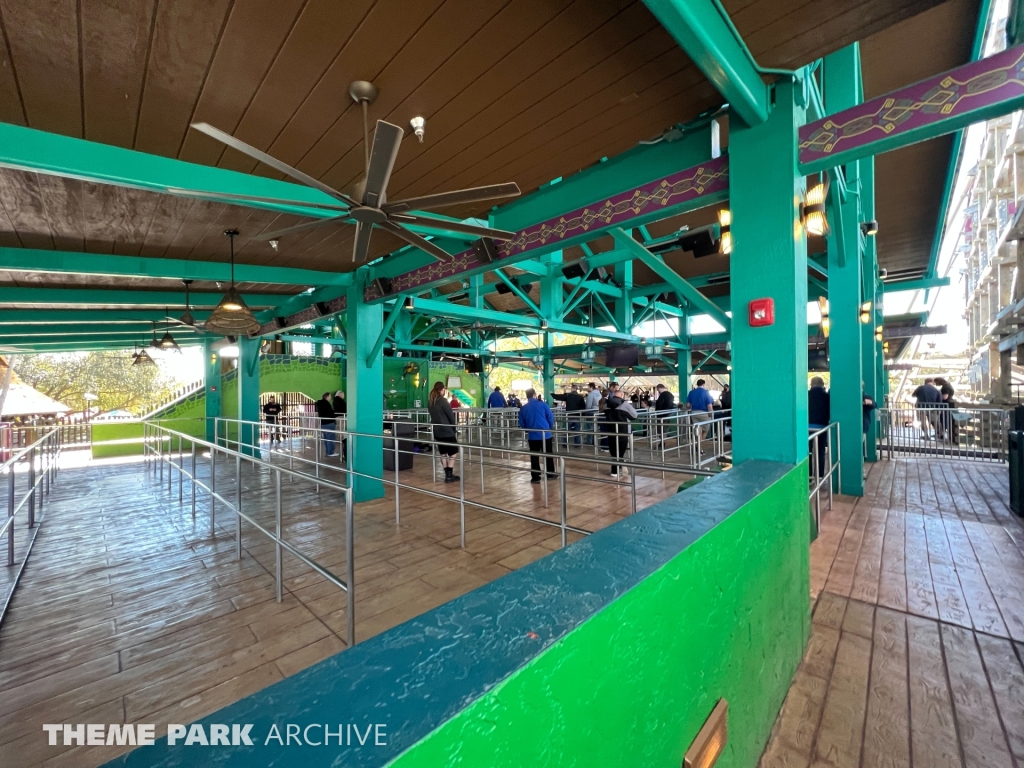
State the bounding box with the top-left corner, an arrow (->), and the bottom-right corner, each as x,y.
205,229 -> 261,337
717,209 -> 732,255
861,220 -> 879,236
410,116 -> 426,143
179,279 -> 196,327
159,309 -> 181,352
802,176 -> 830,237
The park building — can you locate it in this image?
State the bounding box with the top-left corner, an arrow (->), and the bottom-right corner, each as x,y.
0,1 -> 1020,767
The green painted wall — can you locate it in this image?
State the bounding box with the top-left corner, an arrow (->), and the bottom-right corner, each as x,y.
387,462 -> 810,768
427,362 -> 483,408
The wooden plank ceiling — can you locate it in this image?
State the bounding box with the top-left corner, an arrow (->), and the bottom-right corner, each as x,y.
0,0 -> 958,299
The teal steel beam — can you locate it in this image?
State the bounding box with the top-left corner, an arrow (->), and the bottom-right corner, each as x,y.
643,0 -> 769,126
0,122 -> 341,219
366,299 -> 406,365
798,41 -> 1024,175
926,0 -> 993,279
0,288 -> 294,307
405,297 -> 641,342
0,247 -> 350,287
494,269 -> 541,315
881,276 -> 951,293
0,310 -> 213,324
609,228 -> 731,332
0,326 -> 200,339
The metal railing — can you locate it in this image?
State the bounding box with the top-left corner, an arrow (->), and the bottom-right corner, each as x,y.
877,406 -> 1008,462
0,427 -> 62,627
808,422 -> 840,530
143,422 -> 356,646
163,414 -> 715,554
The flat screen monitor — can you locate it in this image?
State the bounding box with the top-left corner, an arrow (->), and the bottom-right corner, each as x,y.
604,344 -> 639,368
464,357 -> 484,374
808,348 -> 829,372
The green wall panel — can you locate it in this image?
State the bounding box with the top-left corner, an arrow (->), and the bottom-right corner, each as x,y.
387,462 -> 810,768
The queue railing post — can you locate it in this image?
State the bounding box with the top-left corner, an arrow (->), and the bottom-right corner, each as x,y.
6,464 -> 13,567
345,486 -> 355,647
459,445 -> 466,549
191,441 -> 197,520
178,434 -> 183,504
275,469 -> 283,603
394,429 -> 400,526
209,443 -> 217,537
559,455 -> 567,548
27,447 -> 35,529
235,454 -> 242,560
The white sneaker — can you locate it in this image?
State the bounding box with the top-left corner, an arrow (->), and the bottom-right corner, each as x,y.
609,471 -> 618,478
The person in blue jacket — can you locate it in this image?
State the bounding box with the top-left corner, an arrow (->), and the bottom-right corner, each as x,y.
487,386 -> 507,408
518,388 -> 555,484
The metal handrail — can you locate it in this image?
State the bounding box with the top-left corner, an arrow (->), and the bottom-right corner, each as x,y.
180,415 -> 717,551
808,422 -> 840,530
876,405 -> 1007,462
1,426 -> 63,627
143,421 -> 356,646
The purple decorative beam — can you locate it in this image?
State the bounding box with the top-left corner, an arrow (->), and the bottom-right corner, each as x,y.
365,155 -> 729,303
800,44 -> 1024,175
258,155 -> 729,333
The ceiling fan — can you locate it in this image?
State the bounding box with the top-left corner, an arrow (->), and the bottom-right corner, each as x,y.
179,81 -> 521,265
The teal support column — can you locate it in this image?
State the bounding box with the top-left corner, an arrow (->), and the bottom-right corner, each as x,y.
237,336 -> 261,457
824,44 -> 865,495
730,78 -> 808,465
678,349 -> 692,399
614,259 -> 634,333
861,157 -> 881,461
204,338 -> 222,443
538,255 -> 562,402
346,278 -> 385,502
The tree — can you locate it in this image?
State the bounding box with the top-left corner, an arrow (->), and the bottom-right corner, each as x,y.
15,351 -> 177,416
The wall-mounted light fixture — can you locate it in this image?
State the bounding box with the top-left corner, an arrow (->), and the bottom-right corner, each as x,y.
874,325 -> 884,342
684,699 -> 728,768
818,296 -> 830,338
859,301 -> 872,324
861,220 -> 878,236
802,176 -> 830,237
717,209 -> 732,255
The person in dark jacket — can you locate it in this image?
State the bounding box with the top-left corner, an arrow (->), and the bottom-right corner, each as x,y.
552,385 -> 586,446
604,382 -> 632,478
653,384 -> 675,447
808,377 -> 830,478
518,388 -> 555,483
934,377 -> 957,441
719,385 -> 732,431
262,396 -> 283,444
314,392 -> 337,458
912,378 -> 944,440
332,390 -> 347,461
428,381 -> 460,483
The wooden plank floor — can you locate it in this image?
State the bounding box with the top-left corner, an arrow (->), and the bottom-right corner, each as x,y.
761,457 -> 1024,768
0,444 -> 690,767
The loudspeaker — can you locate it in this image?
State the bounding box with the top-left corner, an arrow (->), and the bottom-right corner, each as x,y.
374,276 -> 393,296
561,258 -> 589,280
473,237 -> 499,264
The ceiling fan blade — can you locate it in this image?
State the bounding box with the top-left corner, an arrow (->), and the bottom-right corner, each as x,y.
190,123 -> 356,206
352,221 -> 373,264
383,182 -> 521,214
380,221 -> 453,262
165,187 -> 351,212
392,213 -> 515,241
363,120 -> 404,207
255,215 -> 350,241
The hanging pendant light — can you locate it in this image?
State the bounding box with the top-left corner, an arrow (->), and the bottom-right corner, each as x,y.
159,309 -> 181,352
149,321 -> 161,350
205,229 -> 261,337
132,341 -> 156,367
179,279 -> 196,327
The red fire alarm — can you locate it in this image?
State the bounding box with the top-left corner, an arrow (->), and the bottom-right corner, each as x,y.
748,298 -> 774,327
